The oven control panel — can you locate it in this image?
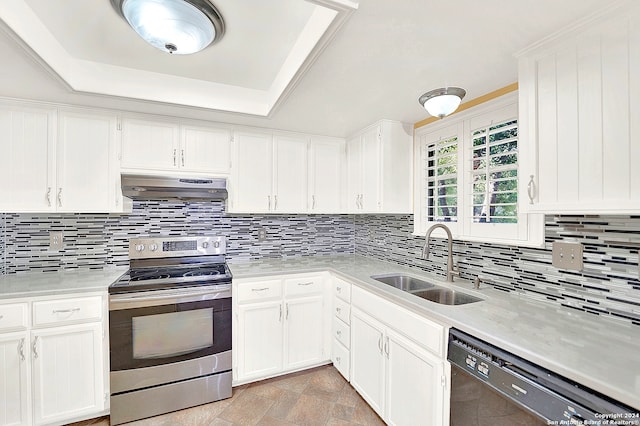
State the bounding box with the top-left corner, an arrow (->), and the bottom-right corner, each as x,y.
129,236 -> 226,259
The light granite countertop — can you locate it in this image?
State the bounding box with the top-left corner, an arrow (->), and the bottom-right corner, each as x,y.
0,267 -> 128,299
228,254 -> 640,411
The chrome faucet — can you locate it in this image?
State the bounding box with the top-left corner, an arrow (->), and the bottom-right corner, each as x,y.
422,224 -> 459,282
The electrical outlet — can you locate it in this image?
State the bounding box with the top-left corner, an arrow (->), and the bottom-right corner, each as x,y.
49,231 -> 64,250
552,241 -> 583,271
257,228 -> 267,242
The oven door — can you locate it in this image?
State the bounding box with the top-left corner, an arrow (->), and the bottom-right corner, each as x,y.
109,285 -> 231,372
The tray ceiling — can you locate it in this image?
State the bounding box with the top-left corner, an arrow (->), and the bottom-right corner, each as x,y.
0,0 -> 357,116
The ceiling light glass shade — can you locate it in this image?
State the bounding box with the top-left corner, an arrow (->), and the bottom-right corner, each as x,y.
418,87 -> 466,118
113,0 -> 225,54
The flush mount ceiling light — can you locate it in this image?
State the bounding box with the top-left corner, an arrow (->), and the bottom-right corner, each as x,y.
111,0 -> 225,54
418,87 -> 466,119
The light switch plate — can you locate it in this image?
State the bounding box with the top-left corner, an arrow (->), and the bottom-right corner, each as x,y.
49,231 -> 64,250
257,228 -> 267,242
552,241 -> 583,271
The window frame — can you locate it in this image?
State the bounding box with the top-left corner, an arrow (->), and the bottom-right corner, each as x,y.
413,92 -> 544,247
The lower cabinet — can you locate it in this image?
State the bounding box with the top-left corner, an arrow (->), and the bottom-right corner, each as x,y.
233,274 -> 329,384
0,294 -> 107,426
350,287 -> 449,426
0,332 -> 29,426
32,323 -> 104,425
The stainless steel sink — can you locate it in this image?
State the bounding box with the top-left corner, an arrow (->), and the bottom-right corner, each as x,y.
410,288 -> 482,305
371,273 -> 482,305
370,274 -> 435,292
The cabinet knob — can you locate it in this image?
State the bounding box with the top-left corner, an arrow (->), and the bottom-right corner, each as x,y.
336,356 -> 341,362
336,307 -> 341,313
337,330 -> 342,336
336,286 -> 342,293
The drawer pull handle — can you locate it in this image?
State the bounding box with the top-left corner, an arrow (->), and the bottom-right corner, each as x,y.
18,338 -> 25,361
251,288 -> 269,292
297,282 -> 313,286
52,308 -> 80,314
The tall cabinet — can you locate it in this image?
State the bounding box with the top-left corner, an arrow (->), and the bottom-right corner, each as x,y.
347,120 -> 413,213
518,1 -> 640,213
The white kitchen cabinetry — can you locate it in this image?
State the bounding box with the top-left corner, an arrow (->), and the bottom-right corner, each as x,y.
0,294 -> 107,426
347,120 -> 412,213
0,102 -> 126,213
120,117 -> 179,171
331,277 -> 351,380
31,323 -> 104,425
233,274 -> 329,384
309,137 -> 345,213
350,286 -> 448,426
0,103 -> 55,212
0,332 -> 29,426
121,117 -> 231,175
229,131 -> 308,213
518,2 -> 640,213
57,110 -> 124,213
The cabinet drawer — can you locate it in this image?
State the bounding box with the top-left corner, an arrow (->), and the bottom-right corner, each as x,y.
33,296 -> 102,327
237,279 -> 282,303
0,303 -> 28,332
333,317 -> 350,349
333,298 -> 350,325
334,278 -> 351,303
284,276 -> 323,297
332,339 -> 350,380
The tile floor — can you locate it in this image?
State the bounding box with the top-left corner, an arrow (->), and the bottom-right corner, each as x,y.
71,365 -> 385,426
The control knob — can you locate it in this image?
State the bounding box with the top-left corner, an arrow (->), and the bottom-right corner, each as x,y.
214,241 -> 220,248
149,244 -> 158,252
135,244 -> 145,252
202,241 -> 209,249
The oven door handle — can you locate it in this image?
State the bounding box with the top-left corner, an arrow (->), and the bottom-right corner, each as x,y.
109,286 -> 231,310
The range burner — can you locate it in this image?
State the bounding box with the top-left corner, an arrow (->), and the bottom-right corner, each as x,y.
109,236 -> 232,294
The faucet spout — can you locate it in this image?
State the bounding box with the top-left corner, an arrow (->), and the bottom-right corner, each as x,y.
422,224 -> 458,282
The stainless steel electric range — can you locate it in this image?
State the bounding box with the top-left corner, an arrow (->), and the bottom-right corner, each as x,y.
108,236 -> 232,425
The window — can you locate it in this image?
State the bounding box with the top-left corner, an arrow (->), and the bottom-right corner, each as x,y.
471,119 -> 518,224
413,93 -> 543,246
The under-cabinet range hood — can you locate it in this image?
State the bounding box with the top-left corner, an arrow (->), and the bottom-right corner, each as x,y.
121,174 -> 227,201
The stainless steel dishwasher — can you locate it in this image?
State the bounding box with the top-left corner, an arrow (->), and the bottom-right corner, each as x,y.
448,328 -> 639,425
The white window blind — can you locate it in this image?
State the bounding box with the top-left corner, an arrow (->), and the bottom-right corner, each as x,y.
470,119 -> 519,223
424,135 -> 458,223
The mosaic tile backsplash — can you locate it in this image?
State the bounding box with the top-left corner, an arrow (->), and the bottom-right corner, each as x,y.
0,200 -> 354,273
355,215 -> 640,326
1,202 -> 639,325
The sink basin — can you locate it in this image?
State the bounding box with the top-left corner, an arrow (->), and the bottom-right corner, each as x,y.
410,288 -> 482,305
371,274 -> 435,292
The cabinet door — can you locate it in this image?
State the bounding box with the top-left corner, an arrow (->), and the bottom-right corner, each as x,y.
0,333 -> 29,426
230,131 -> 273,213
350,309 -> 385,417
56,111 -> 118,213
273,135 -> 308,213
360,126 -> 381,212
0,104 -> 55,212
236,301 -> 283,381
32,323 -> 104,426
181,125 -> 231,174
309,138 -> 344,213
284,296 -> 324,370
120,117 -> 179,170
346,136 -> 362,212
386,330 -> 445,426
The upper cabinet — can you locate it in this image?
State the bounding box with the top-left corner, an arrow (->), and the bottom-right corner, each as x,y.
347,120 -> 413,214
0,102 -> 127,213
308,137 -> 345,213
229,131 -> 345,214
518,1 -> 640,213
121,116 -> 232,175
